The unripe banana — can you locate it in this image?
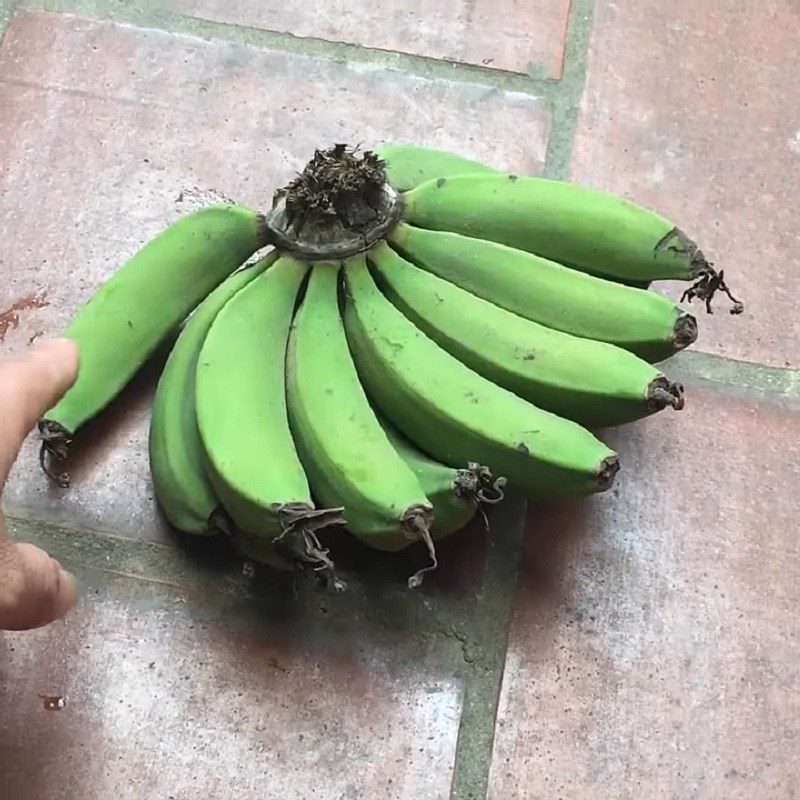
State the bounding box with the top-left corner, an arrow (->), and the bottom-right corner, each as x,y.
40,204 -> 268,486
375,142 -> 497,192
286,260 -> 437,588
402,172 -> 708,283
369,242 -> 684,427
378,413 -> 506,540
342,261 -> 619,498
196,255 -> 345,589
389,222 -> 696,363
149,254 -> 276,535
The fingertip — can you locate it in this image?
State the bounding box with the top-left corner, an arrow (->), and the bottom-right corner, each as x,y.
0,544 -> 79,630
53,567 -> 79,619
33,337 -> 80,383
51,337 -> 79,359
27,337 -> 80,412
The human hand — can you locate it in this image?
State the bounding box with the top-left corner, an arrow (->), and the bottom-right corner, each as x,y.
0,339 -> 80,630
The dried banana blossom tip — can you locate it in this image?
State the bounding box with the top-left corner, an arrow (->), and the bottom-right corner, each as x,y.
38,419 -> 72,453
272,502 -> 348,593
37,419 -> 73,487
597,455 -> 620,490
681,263 -> 744,315
645,377 -> 686,412
400,505 -> 438,589
454,462 -> 507,504
657,228 -> 743,314
672,313 -> 698,350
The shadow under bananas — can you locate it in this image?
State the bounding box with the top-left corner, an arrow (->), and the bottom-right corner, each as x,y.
165,495 -> 516,656
513,420 -> 637,626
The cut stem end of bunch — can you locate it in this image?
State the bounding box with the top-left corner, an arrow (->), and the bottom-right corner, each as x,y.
264,144 -> 403,261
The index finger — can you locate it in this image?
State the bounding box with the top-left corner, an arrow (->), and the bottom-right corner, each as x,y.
0,338 -> 79,487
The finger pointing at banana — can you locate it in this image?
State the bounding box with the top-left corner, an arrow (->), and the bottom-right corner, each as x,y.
0,339 -> 80,630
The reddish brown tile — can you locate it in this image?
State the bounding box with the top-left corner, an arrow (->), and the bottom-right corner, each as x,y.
0,569 -> 465,798
168,0 -> 571,77
0,11 -> 549,541
488,385 -> 800,798
571,0 -> 800,367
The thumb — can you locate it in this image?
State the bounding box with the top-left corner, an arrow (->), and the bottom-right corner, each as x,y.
0,541 -> 78,630
0,338 -> 80,485
0,338 -> 80,629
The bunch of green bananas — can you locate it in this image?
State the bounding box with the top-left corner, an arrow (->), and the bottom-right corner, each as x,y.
37,143 -> 742,590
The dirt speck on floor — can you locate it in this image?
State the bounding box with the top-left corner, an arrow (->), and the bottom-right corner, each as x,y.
39,694 -> 66,711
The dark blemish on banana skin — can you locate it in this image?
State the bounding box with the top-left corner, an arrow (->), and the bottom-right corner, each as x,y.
436,178 -> 447,188
653,226 -> 696,258
0,293 -> 49,342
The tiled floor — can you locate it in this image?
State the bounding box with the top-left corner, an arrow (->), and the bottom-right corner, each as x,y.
489,380 -> 800,799
1,1 -> 798,798
2,568 -> 466,799
167,0 -> 572,77
571,0 -> 800,368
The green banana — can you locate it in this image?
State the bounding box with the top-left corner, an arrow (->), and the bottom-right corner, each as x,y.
378,413 -> 505,540
286,260 -> 437,587
149,254 -> 276,536
375,143 -> 497,192
389,222 -> 696,363
39,204 -> 268,486
369,242 -> 684,427
196,255 -> 345,588
401,172 -> 708,283
342,262 -> 619,498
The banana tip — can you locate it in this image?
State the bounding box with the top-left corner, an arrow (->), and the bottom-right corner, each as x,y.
38,419 -> 73,487
454,462 -> 506,504
646,377 -> 686,412
270,503 -> 348,592
672,313 -> 698,350
597,455 -> 620,491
